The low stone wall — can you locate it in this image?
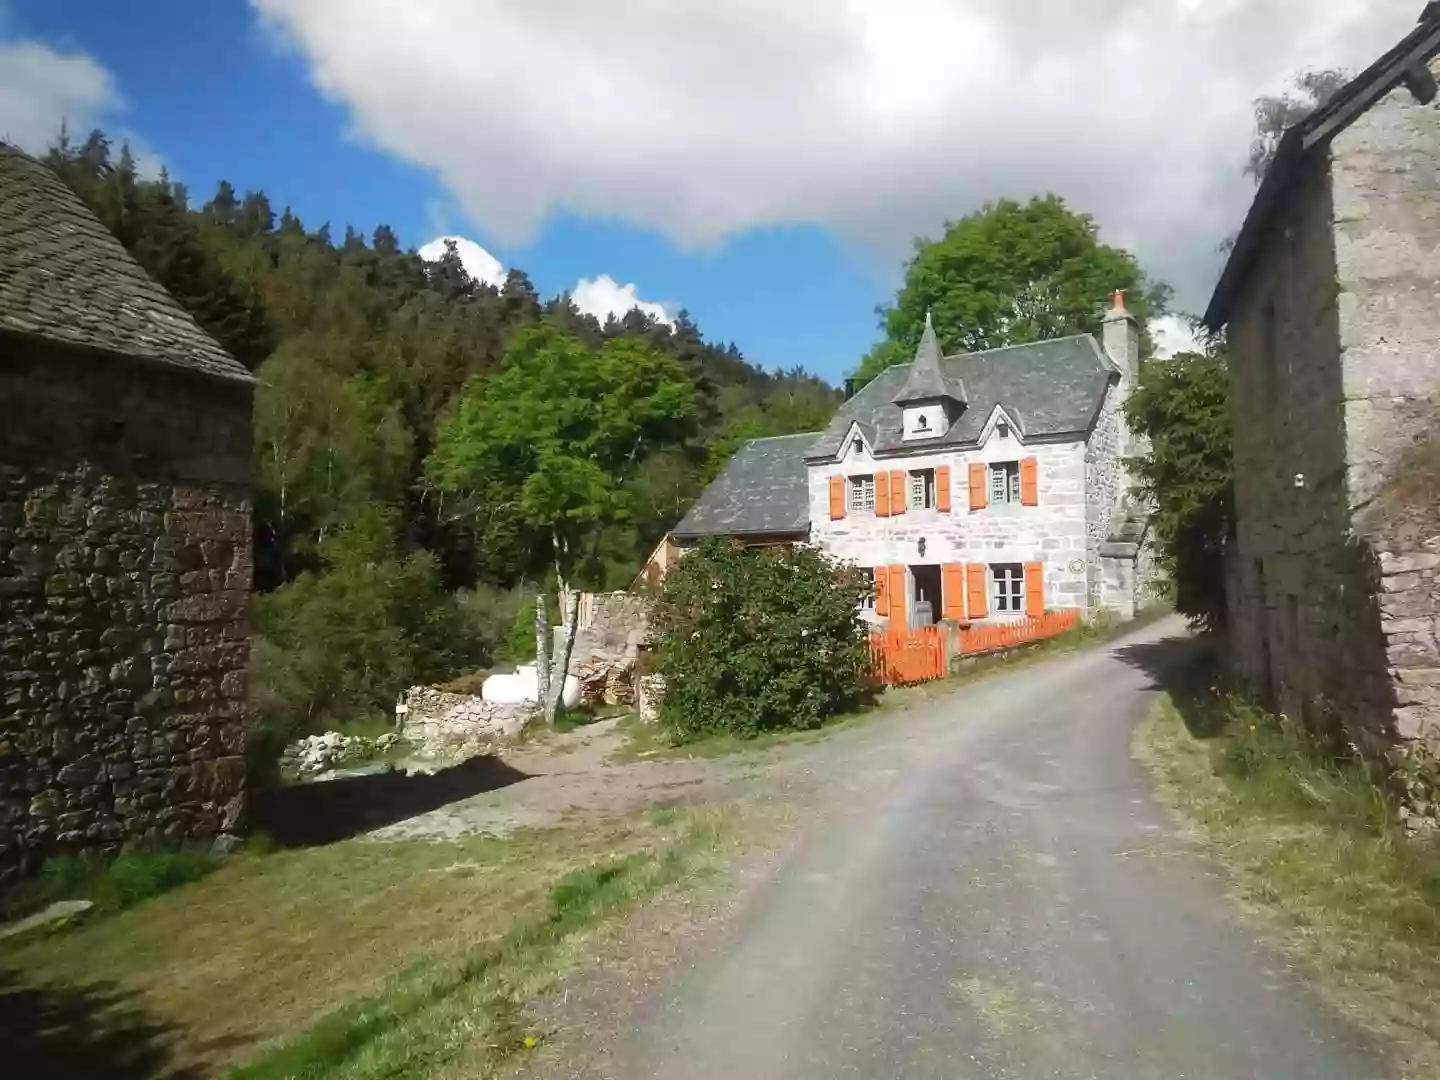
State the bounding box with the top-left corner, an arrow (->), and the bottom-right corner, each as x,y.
398,686 -> 535,758
1375,540 -> 1440,741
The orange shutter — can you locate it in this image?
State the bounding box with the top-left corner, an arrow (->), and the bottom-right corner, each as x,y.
936,465 -> 951,512
874,567 -> 889,616
875,472 -> 890,517
968,462 -> 988,510
828,475 -> 846,520
1025,562 -> 1045,618
887,565 -> 908,630
942,563 -> 966,620
889,470 -> 907,515
966,563 -> 988,619
1020,457 -> 1039,506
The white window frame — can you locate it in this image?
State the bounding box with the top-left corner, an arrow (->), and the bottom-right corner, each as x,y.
989,461 -> 1021,505
908,468 -> 936,510
848,474 -> 875,513
991,563 -> 1024,614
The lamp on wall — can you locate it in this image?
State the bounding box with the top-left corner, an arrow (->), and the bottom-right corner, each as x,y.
998,421 -> 1011,438
917,537 -> 927,558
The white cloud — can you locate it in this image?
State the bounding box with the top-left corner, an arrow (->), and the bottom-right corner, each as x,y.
1151,314 -> 1204,359
254,0 -> 1423,312
572,275 -> 673,325
418,234 -> 507,288
0,39 -> 119,154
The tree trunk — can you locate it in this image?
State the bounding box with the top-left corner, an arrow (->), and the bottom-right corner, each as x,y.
535,588 -> 553,726
553,586 -> 582,722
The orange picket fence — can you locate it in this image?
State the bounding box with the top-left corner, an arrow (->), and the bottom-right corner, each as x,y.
868,626 -> 946,687
868,610 -> 1081,687
956,609 -> 1080,655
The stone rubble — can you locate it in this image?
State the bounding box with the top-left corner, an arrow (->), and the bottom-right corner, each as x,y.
398,686 -> 536,759
279,730 -> 404,778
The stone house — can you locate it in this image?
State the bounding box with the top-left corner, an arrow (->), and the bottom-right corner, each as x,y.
1202,6 -> 1440,748
0,145 -> 255,883
670,292 -> 1151,626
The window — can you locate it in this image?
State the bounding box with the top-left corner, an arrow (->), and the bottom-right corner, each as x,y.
909,469 -> 936,510
989,461 -> 1021,504
857,568 -> 876,610
991,563 -> 1024,613
848,474 -> 875,513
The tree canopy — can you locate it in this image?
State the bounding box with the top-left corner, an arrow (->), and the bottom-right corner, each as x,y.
1124,349 -> 1233,631
854,195 -> 1170,385
33,128 -> 840,745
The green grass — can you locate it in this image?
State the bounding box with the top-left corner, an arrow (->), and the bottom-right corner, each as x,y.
1,848 -> 220,923
1136,656 -> 1440,1078
227,808 -> 729,1080
614,603 -> 1175,764
4,804 -> 747,1079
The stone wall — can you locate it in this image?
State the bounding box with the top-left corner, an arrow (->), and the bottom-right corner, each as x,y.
0,339 -> 253,884
398,686 -> 534,758
808,421 -> 1094,616
1224,63 -> 1440,749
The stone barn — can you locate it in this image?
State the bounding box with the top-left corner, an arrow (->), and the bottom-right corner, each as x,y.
0,145 -> 255,884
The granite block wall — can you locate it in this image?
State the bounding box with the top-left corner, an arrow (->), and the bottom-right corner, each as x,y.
0,338 -> 253,884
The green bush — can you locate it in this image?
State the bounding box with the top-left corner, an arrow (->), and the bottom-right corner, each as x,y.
651,538 -> 872,741
248,508 -> 481,781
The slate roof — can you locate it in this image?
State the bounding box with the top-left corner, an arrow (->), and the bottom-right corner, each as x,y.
672,432 -> 820,539
0,144 -> 252,384
893,313 -> 966,405
1204,5 -> 1440,329
806,334 -> 1117,462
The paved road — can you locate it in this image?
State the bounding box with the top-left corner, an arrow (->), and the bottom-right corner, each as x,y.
588,618 -> 1390,1079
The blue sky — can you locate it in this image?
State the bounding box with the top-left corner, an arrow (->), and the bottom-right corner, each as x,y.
1,0 -> 890,381
2,1 -> 1424,380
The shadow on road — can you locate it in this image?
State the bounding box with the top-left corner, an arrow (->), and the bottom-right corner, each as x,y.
0,968 -> 218,1080
1114,631 -> 1230,739
247,753 -> 532,846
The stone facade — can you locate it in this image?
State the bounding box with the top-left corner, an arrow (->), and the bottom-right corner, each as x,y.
807,349 -> 1135,623
0,339 -> 253,884
1222,57 -> 1440,749
398,686 -> 534,758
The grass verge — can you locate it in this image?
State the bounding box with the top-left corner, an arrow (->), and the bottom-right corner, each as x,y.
2,804 -> 747,1079
0,848 -> 220,923
615,603 -> 1176,763
1135,650 -> 1440,1078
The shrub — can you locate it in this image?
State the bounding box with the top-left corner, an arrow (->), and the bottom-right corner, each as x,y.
248,508 -> 481,782
651,538 -> 872,740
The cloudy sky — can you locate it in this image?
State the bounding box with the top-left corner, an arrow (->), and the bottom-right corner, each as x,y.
1,0 -> 1426,376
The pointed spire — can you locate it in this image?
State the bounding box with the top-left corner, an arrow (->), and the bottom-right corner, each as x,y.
893,310 -> 954,405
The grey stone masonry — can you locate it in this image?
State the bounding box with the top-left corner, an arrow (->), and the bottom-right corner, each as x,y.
1,337 -> 254,885
1222,55 -> 1440,750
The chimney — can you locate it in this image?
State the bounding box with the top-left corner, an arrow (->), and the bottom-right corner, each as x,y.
843,377 -> 856,401
1102,288 -> 1140,387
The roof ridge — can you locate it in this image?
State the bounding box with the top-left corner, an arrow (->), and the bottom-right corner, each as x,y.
943,332 -> 1097,362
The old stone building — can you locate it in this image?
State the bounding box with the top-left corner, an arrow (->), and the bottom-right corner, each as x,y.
0,145 -> 255,883
669,293 -> 1152,625
1203,7 -> 1440,748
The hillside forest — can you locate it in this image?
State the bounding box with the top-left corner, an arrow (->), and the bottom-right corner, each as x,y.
39,130 -> 841,754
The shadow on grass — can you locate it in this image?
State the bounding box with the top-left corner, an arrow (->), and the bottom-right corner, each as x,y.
0,968 -> 219,1080
1114,632 -> 1229,739
248,754 -> 532,847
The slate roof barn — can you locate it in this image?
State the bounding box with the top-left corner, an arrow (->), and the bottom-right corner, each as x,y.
0,145 -> 256,884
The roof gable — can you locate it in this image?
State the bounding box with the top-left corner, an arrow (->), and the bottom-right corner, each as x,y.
1204,8 -> 1440,329
807,334 -> 1115,461
0,145 -> 252,385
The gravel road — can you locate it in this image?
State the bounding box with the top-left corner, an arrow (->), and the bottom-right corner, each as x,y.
525,616 -> 1391,1079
